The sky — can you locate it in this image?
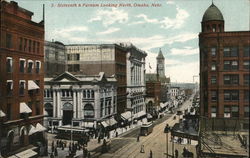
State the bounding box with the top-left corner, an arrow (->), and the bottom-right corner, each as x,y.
12,0 -> 250,83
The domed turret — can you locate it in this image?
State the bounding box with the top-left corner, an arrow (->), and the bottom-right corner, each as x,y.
201,3 -> 224,33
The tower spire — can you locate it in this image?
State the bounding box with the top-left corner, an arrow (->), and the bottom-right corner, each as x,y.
42,4 -> 45,22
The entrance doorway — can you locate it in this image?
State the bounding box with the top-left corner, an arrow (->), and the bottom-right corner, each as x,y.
62,103 -> 73,125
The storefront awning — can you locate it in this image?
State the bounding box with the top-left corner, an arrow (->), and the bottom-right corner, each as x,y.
84,122 -> 94,128
101,121 -> 109,128
0,110 -> 6,117
15,149 -> 37,158
134,111 -> 146,119
106,118 -> 117,126
160,103 -> 165,108
36,123 -> 47,132
147,113 -> 153,119
28,125 -> 38,135
20,102 -> 32,114
28,80 -> 39,90
121,111 -> 132,121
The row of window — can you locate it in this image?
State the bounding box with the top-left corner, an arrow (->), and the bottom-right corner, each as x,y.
67,54 -> 80,61
211,90 -> 249,101
6,80 -> 40,96
5,101 -> 41,121
210,74 -> 249,85
211,60 -> 249,71
68,64 -> 80,72
6,57 -> 41,73
210,46 -> 250,57
5,34 -> 41,54
211,105 -> 249,118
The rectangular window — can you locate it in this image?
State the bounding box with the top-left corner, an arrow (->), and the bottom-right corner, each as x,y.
244,90 -> 249,101
224,105 -> 231,118
223,47 -> 238,57
224,61 -> 230,70
35,61 -> 41,73
211,76 -> 216,84
244,106 -> 249,117
224,74 -> 239,85
19,59 -> 25,73
211,47 -> 216,56
37,42 -> 40,53
7,80 -> 13,96
224,75 -> 230,84
6,57 -> 13,73
24,39 -> 27,51
243,61 -> 250,70
27,60 -> 33,73
211,90 -> 217,101
224,61 -> 238,71
36,101 -> 40,115
211,106 -> 217,118
76,54 -> 80,60
19,37 -> 23,51
231,105 -> 239,117
6,33 -> 12,48
7,104 -> 11,120
211,63 -> 216,71
244,74 -> 250,85
28,40 -> 32,52
231,61 -> 238,70
33,41 -> 36,52
243,46 -> 250,57
224,90 -> 239,101
19,80 -> 25,96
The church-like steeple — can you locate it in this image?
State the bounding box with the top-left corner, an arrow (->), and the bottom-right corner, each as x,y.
156,48 -> 165,77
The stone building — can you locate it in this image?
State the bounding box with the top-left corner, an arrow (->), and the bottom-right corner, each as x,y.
66,44 -> 127,115
123,43 -> 147,121
44,40 -> 66,77
0,1 -> 45,157
44,72 -> 117,130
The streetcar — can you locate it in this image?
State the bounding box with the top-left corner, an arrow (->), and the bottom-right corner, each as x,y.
140,122 -> 153,136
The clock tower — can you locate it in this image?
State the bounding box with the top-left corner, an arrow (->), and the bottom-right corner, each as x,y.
156,48 -> 165,77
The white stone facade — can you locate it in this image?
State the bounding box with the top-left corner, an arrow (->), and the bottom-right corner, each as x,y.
44,72 -> 117,129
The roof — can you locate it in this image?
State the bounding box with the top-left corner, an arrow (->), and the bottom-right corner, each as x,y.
202,3 -> 224,22
145,73 -> 170,83
157,49 -> 164,59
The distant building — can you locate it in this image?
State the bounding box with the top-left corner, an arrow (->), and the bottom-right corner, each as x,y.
169,87 -> 180,98
0,1 -> 45,157
44,72 -> 117,130
65,44 -> 127,114
124,43 -> 147,121
44,41 -> 66,77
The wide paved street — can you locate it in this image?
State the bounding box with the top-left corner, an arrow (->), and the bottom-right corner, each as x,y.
90,95 -> 197,158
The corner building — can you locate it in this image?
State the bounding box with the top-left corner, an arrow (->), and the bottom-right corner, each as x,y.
199,4 -> 250,123
0,1 -> 45,157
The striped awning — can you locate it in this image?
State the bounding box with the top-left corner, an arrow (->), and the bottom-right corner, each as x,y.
28,80 -> 39,90
0,110 -> 6,117
20,102 -> 32,114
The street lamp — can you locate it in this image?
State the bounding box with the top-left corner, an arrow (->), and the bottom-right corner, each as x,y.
164,124 -> 171,158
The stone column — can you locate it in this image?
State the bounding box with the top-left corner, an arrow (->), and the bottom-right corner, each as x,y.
111,87 -> 114,114
78,90 -> 83,118
57,90 -> 61,118
73,90 -> 77,118
94,88 -> 100,119
53,90 -> 56,117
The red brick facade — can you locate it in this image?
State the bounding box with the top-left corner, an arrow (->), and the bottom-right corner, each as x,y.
0,1 -> 44,156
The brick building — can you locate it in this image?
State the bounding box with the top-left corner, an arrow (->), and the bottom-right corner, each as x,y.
0,1 -> 45,157
199,3 -> 250,121
66,44 -> 127,114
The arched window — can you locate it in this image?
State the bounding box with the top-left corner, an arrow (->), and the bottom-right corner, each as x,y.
87,90 -> 90,98
84,104 -> 94,118
83,90 -> 86,98
63,103 -> 73,111
91,90 -> 94,98
44,103 -> 53,117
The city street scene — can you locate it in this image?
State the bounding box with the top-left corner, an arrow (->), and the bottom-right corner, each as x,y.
0,0 -> 249,158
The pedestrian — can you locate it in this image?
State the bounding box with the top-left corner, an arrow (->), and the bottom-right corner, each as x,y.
87,151 -> 91,158
54,147 -> 58,156
175,149 -> 179,158
140,145 -> 145,153
149,150 -> 153,158
137,135 -> 140,142
182,147 -> 187,157
116,131 -> 118,137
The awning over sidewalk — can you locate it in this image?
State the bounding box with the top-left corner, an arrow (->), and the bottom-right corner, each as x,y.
106,118 -> 117,126
121,111 -> 132,121
134,111 -> 146,119
0,110 -> 6,117
36,123 -> 47,132
84,122 -> 94,128
28,80 -> 39,90
147,113 -> 153,119
28,125 -> 38,135
101,121 -> 109,128
15,149 -> 37,158
20,102 -> 32,114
